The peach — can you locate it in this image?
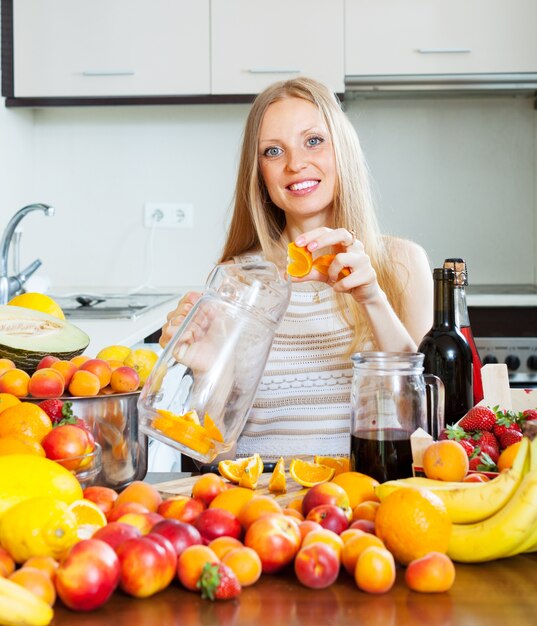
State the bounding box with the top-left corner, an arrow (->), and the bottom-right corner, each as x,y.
341,532 -> 385,576
355,546 -> 396,594
55,539 -> 120,611
404,552 -> 456,593
92,522 -> 142,551
110,366 -> 140,393
306,503 -> 349,534
151,519 -> 202,557
298,520 -> 323,542
194,508 -> 242,544
294,542 -> 340,589
70,355 -> 90,368
8,567 -> 56,606
68,370 -> 100,397
191,472 -> 228,506
0,369 -> 30,397
83,486 -> 118,516
115,480 -> 162,513
36,355 -> 59,370
41,424 -> 92,470
244,513 -> 301,574
107,502 -> 150,523
28,368 -> 65,398
0,359 -> 15,377
50,360 -> 78,386
301,481 -> 352,519
157,495 -> 205,524
117,512 -> 163,535
352,500 -> 380,523
80,359 -> 112,389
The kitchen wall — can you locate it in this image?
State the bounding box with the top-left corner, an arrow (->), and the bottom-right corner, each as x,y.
1,92 -> 536,292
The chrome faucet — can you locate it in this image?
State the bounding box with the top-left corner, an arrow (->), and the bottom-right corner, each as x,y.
0,203 -> 55,305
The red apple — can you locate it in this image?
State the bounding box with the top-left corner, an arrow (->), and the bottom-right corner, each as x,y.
244,513 -> 301,574
92,522 -> 142,550
150,519 -> 202,557
157,495 -> 205,524
194,508 -> 242,545
41,424 -> 93,471
301,482 -> 352,519
294,542 -> 340,589
306,504 -> 349,535
116,536 -> 176,598
55,539 -> 120,611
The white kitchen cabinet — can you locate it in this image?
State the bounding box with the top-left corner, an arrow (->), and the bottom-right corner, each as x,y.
12,0 -> 210,97
345,0 -> 537,76
211,0 -> 345,95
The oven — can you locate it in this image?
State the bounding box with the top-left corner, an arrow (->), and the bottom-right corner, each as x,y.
467,285 -> 537,389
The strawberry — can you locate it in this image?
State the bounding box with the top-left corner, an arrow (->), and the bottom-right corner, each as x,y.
468,449 -> 497,472
458,406 -> 496,432
439,425 -> 476,448
198,562 -> 241,601
38,399 -> 73,425
498,429 -> 523,449
458,439 -> 475,458
521,409 -> 537,422
472,431 -> 500,463
493,411 -> 521,439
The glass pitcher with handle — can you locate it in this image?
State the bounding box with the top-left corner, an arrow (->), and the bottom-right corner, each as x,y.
138,261 -> 291,463
350,352 -> 444,483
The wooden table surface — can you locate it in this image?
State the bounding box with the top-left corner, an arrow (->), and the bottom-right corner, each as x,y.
51,553 -> 537,626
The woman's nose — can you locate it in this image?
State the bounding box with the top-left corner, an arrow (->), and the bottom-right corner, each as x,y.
285,147 -> 307,172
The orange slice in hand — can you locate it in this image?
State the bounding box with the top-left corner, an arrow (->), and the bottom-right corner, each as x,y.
268,456 -> 287,493
287,242 -> 313,278
312,254 -> 351,280
289,458 -> 335,487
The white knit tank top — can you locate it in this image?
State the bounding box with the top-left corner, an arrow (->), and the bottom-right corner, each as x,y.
235,274 -> 365,461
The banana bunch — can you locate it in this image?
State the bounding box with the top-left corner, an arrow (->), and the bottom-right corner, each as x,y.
0,576 -> 53,626
376,434 -> 537,563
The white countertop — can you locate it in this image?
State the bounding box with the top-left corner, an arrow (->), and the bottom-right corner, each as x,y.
467,294 -> 537,307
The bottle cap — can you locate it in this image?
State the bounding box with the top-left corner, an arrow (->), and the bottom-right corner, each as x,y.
443,258 -> 467,286
433,267 -> 455,282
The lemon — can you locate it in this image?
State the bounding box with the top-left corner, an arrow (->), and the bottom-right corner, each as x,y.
0,496 -> 79,562
7,292 -> 65,320
96,344 -> 132,363
0,454 -> 83,517
124,348 -> 159,385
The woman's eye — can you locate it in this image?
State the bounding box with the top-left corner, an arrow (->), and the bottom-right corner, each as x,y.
263,146 -> 282,158
307,136 -> 324,147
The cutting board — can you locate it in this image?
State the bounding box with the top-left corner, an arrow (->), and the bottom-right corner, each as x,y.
153,472 -> 308,508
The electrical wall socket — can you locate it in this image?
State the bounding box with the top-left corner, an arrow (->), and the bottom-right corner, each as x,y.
144,202 -> 194,229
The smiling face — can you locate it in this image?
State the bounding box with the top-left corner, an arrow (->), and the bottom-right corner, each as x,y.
258,97 -> 337,234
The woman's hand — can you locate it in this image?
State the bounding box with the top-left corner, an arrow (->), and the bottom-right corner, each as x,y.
159,291 -> 202,348
292,227 -> 382,304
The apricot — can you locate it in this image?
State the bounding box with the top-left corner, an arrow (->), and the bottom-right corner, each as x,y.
36,355 -> 59,370
22,556 -> 59,581
157,495 -> 205,524
9,567 -> 56,606
0,359 -> 15,377
404,552 -> 456,593
422,440 -> 469,482
28,368 -> 65,399
107,502 -> 150,523
301,528 -> 344,560
79,359 -> 112,389
208,536 -> 243,560
0,368 -> 30,397
222,546 -> 262,587
355,546 -> 396,594
50,360 -> 78,386
239,495 -> 282,529
341,532 -> 385,575
191,472 -> 228,506
352,500 -> 380,523
115,480 -> 163,513
68,370 -> 100,397
0,546 -> 16,576
110,366 -> 140,393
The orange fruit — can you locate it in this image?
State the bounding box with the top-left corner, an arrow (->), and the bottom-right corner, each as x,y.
177,545 -> 219,591
203,414 -> 224,443
331,472 -> 380,509
238,495 -> 282,528
152,412 -> 215,456
311,254 -> 351,280
0,435 -> 45,456
422,440 -> 469,482
0,402 -> 52,442
375,487 -> 452,566
289,458 -> 335,487
222,546 -> 262,586
287,242 -> 313,278
9,567 -> 56,606
313,455 -> 350,476
0,392 -> 21,414
497,441 -> 522,472
209,486 -> 255,517
268,456 -> 287,493
0,369 -> 30,397
68,499 -> 107,539
238,453 -> 264,489
218,457 -> 249,483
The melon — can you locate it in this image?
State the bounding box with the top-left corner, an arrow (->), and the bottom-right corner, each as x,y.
0,305 -> 90,372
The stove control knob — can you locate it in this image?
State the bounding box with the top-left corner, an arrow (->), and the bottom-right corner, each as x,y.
505,355 -> 521,371
482,354 -> 498,365
527,355 -> 537,372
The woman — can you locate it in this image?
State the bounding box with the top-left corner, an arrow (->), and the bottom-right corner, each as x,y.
161,77 -> 433,459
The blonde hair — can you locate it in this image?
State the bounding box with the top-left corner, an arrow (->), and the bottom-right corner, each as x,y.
219,77 -> 407,352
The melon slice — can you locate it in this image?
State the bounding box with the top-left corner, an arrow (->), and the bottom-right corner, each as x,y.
0,305 -> 90,372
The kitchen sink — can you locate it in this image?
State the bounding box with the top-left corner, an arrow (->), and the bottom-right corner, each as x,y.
50,292 -> 178,320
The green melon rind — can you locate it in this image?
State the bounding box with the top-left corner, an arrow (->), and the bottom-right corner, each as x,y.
0,305 -> 90,373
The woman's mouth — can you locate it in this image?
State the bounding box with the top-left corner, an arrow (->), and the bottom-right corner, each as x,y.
287,179 -> 320,195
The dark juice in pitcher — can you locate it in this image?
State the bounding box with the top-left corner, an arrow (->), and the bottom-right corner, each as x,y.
351,429 -> 413,483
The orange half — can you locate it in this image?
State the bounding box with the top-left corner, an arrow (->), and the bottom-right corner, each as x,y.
287,242 -> 313,278
312,254 -> 351,280
289,458 -> 335,487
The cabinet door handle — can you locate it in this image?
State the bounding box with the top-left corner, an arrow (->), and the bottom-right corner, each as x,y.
81,71 -> 135,77
247,67 -> 302,74
416,48 -> 471,54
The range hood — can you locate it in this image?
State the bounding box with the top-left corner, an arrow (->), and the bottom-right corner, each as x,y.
345,73 -> 537,98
